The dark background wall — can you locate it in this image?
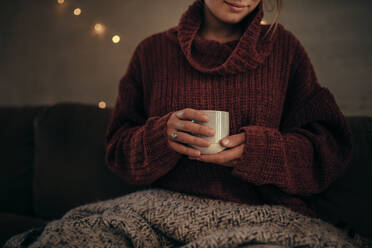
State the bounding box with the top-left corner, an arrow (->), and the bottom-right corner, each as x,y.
1,0 -> 371,116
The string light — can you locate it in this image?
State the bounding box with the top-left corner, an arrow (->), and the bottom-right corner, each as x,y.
57,3 -> 121,46
73,8 -> 82,16
98,101 -> 107,109
94,23 -> 105,35
112,35 -> 120,44
260,19 -> 268,25
56,2 -> 126,111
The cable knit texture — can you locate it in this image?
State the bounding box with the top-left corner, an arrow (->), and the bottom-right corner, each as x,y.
105,0 -> 353,217
5,189 -> 368,248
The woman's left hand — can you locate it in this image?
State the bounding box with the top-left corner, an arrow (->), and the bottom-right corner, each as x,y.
189,133 -> 245,167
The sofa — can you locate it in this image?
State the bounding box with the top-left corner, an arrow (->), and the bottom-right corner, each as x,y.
1,102 -> 371,246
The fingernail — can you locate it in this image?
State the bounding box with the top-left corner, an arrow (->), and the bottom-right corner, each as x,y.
176,111 -> 183,118
222,139 -> 230,146
202,115 -> 209,121
208,129 -> 215,136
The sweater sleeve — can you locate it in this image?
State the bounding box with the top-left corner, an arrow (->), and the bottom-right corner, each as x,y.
231,39 -> 353,196
105,45 -> 182,186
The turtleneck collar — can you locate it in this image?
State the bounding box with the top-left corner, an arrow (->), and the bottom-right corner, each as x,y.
169,0 -> 278,75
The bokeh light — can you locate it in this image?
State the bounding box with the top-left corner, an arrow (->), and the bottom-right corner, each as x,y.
98,101 -> 107,109
73,8 -> 82,16
112,35 -> 120,44
94,23 -> 105,35
57,0 -> 64,4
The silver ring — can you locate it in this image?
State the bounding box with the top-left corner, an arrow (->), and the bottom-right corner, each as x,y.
170,131 -> 178,140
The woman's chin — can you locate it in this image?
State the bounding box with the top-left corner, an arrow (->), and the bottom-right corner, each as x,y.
220,16 -> 245,25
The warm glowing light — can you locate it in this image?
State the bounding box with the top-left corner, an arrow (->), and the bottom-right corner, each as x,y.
98,101 -> 107,109
94,23 -> 105,34
112,35 -> 120,44
73,8 -> 82,16
57,0 -> 64,4
260,19 -> 268,25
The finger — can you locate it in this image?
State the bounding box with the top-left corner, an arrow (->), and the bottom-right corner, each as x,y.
173,120 -> 215,137
199,144 -> 244,164
168,140 -> 201,157
220,133 -> 246,148
176,108 -> 209,122
188,156 -> 201,160
168,131 -> 211,147
220,160 -> 236,167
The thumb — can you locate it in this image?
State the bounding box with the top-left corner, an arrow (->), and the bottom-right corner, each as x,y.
220,133 -> 245,148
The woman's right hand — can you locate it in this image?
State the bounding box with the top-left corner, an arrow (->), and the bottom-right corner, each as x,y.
167,108 -> 215,157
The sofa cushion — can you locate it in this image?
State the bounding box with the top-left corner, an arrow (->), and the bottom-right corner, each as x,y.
311,116 -> 372,239
0,212 -> 46,247
33,103 -> 141,219
0,106 -> 45,216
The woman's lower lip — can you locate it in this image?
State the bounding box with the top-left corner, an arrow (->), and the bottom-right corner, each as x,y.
224,1 -> 246,12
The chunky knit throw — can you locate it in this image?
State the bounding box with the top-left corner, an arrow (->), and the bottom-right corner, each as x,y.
5,189 -> 367,248
104,0 -> 353,217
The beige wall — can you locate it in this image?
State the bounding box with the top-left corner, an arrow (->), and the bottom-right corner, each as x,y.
1,0 -> 371,116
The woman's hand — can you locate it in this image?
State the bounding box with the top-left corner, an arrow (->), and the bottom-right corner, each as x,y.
190,133 -> 246,167
167,108 -> 215,157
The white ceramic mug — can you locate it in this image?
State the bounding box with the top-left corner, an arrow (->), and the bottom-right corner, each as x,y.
191,110 -> 229,155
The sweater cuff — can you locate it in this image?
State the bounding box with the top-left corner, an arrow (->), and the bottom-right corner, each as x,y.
146,112 -> 182,163
231,125 -> 286,185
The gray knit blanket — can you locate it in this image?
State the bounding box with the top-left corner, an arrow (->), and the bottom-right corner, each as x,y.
4,189 -> 368,248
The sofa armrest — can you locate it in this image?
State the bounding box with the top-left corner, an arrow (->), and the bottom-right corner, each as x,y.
310,116 -> 372,239
0,106 -> 46,216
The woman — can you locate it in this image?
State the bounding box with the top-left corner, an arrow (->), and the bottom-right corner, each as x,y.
6,0 -> 363,247
105,0 -> 352,218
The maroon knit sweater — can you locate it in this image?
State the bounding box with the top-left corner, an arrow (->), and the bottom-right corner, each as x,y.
105,1 -> 353,217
